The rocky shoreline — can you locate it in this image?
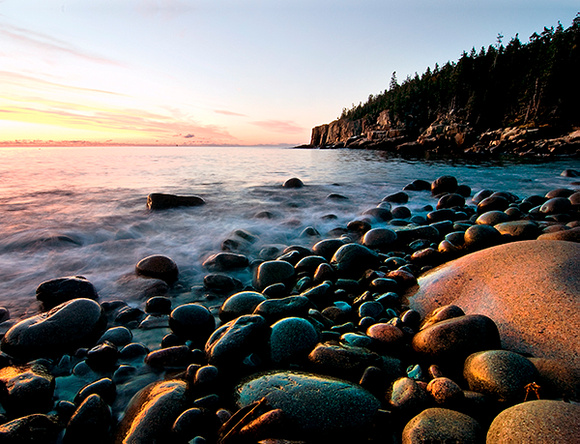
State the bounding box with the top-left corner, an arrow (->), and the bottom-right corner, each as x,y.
303,112 -> 580,159
0,174 -> 579,443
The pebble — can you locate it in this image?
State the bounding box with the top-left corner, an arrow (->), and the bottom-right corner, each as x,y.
219,291 -> 267,322
253,295 -> 311,323
254,260 -> 295,291
169,303 -> 215,345
145,296 -> 172,314
463,224 -> 502,250
389,377 -> 430,416
35,276 -> 98,311
97,326 -> 133,347
135,255 -> 179,284
74,377 -> 116,405
270,317 -> 319,363
282,177 -> 304,188
312,239 -> 345,260
431,176 -> 458,196
0,413 -> 61,443
203,273 -> 243,292
308,342 -> 384,379
361,227 -> 398,250
202,252 -> 249,271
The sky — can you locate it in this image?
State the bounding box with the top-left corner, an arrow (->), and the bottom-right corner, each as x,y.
0,1 -> 578,147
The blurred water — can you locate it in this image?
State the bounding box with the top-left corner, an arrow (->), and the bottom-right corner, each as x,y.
1,145 -> 578,318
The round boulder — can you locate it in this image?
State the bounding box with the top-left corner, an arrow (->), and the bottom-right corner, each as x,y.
36,276 -> 98,311
136,255 -> 179,284
330,243 -> 379,279
169,303 -> 215,345
270,317 -> 319,363
402,408 -> 483,444
219,291 -> 267,322
254,260 -> 295,291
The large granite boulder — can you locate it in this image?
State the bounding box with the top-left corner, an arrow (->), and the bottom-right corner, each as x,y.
407,240 -> 580,367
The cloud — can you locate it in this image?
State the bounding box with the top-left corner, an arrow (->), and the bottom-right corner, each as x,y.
214,109 -> 247,117
250,119 -> 304,133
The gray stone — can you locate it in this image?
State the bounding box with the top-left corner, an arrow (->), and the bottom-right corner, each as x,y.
330,243 -> 379,279
219,291 -> 267,322
270,317 -> 319,363
254,260 -> 295,291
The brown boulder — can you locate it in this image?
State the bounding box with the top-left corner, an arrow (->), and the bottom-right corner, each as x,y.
407,240 -> 580,367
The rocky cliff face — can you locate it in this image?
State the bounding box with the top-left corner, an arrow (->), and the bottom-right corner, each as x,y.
308,110 -> 579,158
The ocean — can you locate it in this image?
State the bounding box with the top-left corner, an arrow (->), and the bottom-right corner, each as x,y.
1,145 -> 578,319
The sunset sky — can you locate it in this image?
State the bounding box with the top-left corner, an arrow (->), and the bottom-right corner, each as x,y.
1,1 -> 577,146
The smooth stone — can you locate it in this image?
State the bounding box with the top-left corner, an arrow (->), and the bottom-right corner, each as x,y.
1,298 -> 106,360
235,371 -> 380,437
171,408 -> 206,441
146,193 -> 205,210
426,377 -> 464,406
0,307 -> 9,323
169,303 -> 215,345
64,394 -> 112,444
202,252 -> 249,271
366,323 -> 404,349
270,317 -> 319,363
97,326 -> 133,347
308,342 -> 383,379
494,220 -> 540,239
477,195 -> 509,214
540,196 -> 572,214
205,315 -> 267,366
253,295 -> 311,323
145,296 -> 172,314
330,243 -> 379,279
412,314 -> 500,364
463,224 -> 502,250
431,176 -> 458,196
86,341 -> 118,370
464,350 -> 540,403
312,239 -> 345,261
0,414 -> 60,443
294,256 -> 327,274
436,193 -> 465,209
219,291 -> 267,322
391,206 -> 412,219
383,191 -> 409,203
408,240 -> 580,367
136,255 -> 179,284
362,228 -> 398,251
114,380 -> 189,443
420,305 -> 465,330
203,274 -> 243,292
487,400 -> 580,443
537,226 -> 580,242
0,364 -> 55,416
389,377 -> 430,415
282,177 -> 304,188
74,377 -> 116,405
472,189 -> 494,204
313,263 -> 336,283
145,345 -> 193,369
402,408 -> 483,444
254,260 -> 295,291
395,225 -> 440,244
36,276 -> 98,311
362,207 -> 393,221
475,210 -> 509,226
528,357 -> 580,401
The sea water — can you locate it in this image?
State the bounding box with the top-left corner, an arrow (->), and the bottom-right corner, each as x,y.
1,146 -> 578,319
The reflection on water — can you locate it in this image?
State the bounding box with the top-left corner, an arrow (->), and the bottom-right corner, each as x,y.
0,146 -> 578,318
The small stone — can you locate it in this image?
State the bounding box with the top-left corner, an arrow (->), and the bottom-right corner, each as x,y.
254,260 -> 295,291
97,326 -> 133,347
389,377 -> 430,415
431,176 -> 458,196
308,342 -> 384,379
74,377 -> 116,405
436,193 -> 465,209
330,243 -> 379,279
477,195 -> 509,214
203,274 -> 243,292
169,303 -> 215,345
312,239 -> 345,261
283,177 -> 304,188
145,296 -> 172,314
383,191 -> 409,204
0,414 -> 60,443
202,252 -> 249,272
147,193 -> 205,210
253,296 -> 311,323
35,276 -> 98,311
136,255 -> 179,284
540,197 -> 572,215
86,341 -> 118,371
464,224 -> 502,250
426,377 -> 464,406
145,345 -> 193,369
475,210 -> 509,226
362,228 -> 398,251
270,317 -> 319,363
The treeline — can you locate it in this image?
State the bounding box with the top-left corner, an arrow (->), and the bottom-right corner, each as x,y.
340,14 -> 580,137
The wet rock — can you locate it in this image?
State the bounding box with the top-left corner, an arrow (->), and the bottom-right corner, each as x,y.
235,371 -> 380,437
463,224 -> 502,250
270,317 -> 319,363
114,380 -> 189,443
86,341 -> 118,370
312,239 -> 345,261
494,220 -> 540,239
253,296 -> 311,323
408,240 -> 580,367
294,256 -> 327,275
205,315 -> 267,366
136,255 -> 179,284
412,314 -> 500,364
171,408 -> 207,442
1,298 -> 106,360
366,323 -> 405,350
361,228 -> 398,251
475,210 -> 509,226
537,226 -> 580,242
0,414 -> 60,443
464,350 -> 539,403
477,195 -> 509,214
362,207 -> 393,221
420,305 -> 465,330
0,364 -> 55,416
431,176 -> 458,196
282,177 -> 304,188
472,189 -> 493,204
202,252 -> 249,272
540,196 -> 573,215
254,260 -> 295,291
330,243 -> 379,279
97,326 -> 133,347
389,377 -> 429,415
391,206 -> 412,219
145,296 -> 172,314
383,191 -> 409,204
119,342 -> 149,360
145,345 -> 193,369
402,408 -> 483,444
308,342 -> 383,379
64,394 -> 112,444
487,400 -> 580,443
169,303 -> 215,346
436,193 -> 465,209
0,307 -> 9,324
219,291 -> 267,322
203,274 -> 243,292
545,188 -> 575,199
75,377 -> 116,405
147,193 -> 205,210
36,276 -> 98,311
395,225 -> 440,244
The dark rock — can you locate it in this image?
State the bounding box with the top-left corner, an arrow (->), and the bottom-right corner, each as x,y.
86,341 -> 118,371
313,263 -> 336,283
389,377 -> 429,415
312,239 -> 345,261
97,327 -> 133,347
361,228 -> 398,251
0,414 -> 60,443
147,193 -> 205,210
456,184 -> 472,197
262,283 -> 287,298
0,364 -> 54,416
219,291 -> 267,322
545,188 -> 575,198
477,195 -> 509,214
74,377 -> 116,405
169,303 -> 215,345
282,178 -> 304,188
487,400 -> 580,443
540,197 -> 572,215
136,255 -> 179,284
1,298 -> 106,360
412,314 -> 501,364
145,296 -> 172,314
383,192 -> 409,204
420,305 -> 465,330
330,243 -> 379,279
205,315 -> 267,366
431,176 -> 458,196
308,342 -> 383,379
402,408 -> 483,444
362,207 -> 393,221
254,260 -> 295,291
464,224 -> 502,250
358,301 -> 384,319
537,226 -> 580,242
270,317 -> 319,363
171,408 -> 207,442
391,206 -> 412,219
463,349 -> 539,403
114,380 -> 189,443
64,394 -> 111,444
203,274 -> 243,292
202,252 -> 249,272
253,296 -> 311,322
395,225 -> 440,244
145,345 -> 193,369
475,210 -> 509,226
426,377 -> 464,406
494,220 -> 540,240
36,276 -> 98,311
119,342 -> 149,360
561,169 -> 580,177
235,371 -> 380,437
437,193 -> 465,209
472,189 -> 494,204
366,323 -> 405,350
114,306 -> 145,325
294,256 -> 327,275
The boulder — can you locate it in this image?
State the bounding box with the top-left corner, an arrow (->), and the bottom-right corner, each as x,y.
135,255 -> 179,284
36,276 -> 98,311
407,240 -> 580,367
402,408 -> 484,444
146,193 -> 205,210
0,364 -> 55,416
